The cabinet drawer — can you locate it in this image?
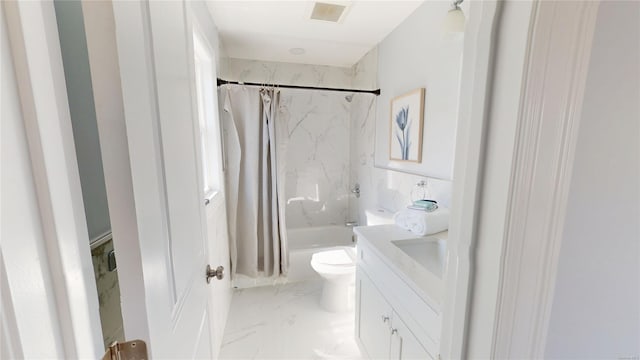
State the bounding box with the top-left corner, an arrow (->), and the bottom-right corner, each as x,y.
357,242 -> 440,355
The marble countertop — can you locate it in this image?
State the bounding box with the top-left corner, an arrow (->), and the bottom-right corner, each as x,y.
354,224 -> 448,308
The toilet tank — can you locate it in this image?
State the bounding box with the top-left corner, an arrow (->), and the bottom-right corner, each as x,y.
364,207 -> 395,226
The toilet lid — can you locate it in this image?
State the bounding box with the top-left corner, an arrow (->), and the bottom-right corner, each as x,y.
312,248 -> 355,266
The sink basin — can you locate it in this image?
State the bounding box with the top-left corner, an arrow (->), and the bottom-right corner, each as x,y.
391,237 -> 446,278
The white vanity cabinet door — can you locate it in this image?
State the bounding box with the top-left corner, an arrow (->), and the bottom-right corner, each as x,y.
356,268 -> 393,359
389,312 -> 434,360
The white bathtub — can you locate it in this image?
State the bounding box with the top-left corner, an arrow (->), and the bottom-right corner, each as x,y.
287,225 -> 355,282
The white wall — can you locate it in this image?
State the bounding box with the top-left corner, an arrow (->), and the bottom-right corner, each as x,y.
373,1 -> 464,180
354,1 -> 465,224
54,0 -> 111,241
190,1 -> 228,76
545,2 -> 640,357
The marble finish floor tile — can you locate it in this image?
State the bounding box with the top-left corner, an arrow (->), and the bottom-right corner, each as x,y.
220,280 -> 363,360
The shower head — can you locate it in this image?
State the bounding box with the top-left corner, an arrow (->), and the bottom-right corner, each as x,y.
345,94 -> 354,102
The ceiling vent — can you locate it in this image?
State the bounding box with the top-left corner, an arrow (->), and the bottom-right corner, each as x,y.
310,2 -> 347,23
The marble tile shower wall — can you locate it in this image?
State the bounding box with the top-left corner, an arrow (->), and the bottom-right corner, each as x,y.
278,89 -> 353,228
224,50 -> 452,229
223,54 -> 378,90
91,238 -> 124,349
225,58 -> 354,89
351,47 -> 378,90
349,92 -> 377,224
225,53 -> 378,229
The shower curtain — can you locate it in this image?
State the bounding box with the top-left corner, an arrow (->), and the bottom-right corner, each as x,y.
220,85 -> 288,278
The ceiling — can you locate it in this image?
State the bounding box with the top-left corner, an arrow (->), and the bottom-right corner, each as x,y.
206,1 -> 425,68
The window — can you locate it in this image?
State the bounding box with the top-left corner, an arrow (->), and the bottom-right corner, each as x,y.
192,30 -> 222,199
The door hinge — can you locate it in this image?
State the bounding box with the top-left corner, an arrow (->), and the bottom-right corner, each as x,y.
101,339 -> 148,360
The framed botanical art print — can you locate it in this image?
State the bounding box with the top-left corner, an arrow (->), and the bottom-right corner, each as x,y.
389,88 -> 425,162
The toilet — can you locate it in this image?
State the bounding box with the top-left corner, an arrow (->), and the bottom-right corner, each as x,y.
310,247 -> 356,312
364,207 -> 396,226
310,208 -> 396,312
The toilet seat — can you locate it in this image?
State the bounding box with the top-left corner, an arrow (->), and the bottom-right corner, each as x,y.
312,247 -> 355,265
310,247 -> 356,275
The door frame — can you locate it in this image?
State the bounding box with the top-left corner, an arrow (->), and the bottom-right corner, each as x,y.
491,1 -> 600,357
81,0 -> 154,345
2,1 -> 103,357
439,1 -> 502,358
442,0 -> 600,358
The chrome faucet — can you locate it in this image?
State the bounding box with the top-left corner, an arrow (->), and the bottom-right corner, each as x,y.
351,183 -> 360,198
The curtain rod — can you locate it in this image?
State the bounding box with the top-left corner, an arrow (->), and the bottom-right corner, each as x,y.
217,78 -> 380,96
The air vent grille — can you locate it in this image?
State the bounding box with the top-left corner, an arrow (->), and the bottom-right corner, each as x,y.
310,2 -> 346,22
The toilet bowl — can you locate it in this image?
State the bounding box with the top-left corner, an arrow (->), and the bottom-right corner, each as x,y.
310,247 -> 356,312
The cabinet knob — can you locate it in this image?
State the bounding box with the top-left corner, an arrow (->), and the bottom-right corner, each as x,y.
391,328 -> 398,335
382,315 -> 389,323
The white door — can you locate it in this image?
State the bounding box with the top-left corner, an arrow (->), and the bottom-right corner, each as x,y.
3,0 -> 221,357
190,11 -> 233,355
98,1 -> 213,358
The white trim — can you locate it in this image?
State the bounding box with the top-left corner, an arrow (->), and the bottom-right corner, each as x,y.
0,253 -> 23,359
439,1 -> 501,358
3,1 -> 103,357
80,0 -> 153,344
492,1 -> 600,358
73,1 -> 171,354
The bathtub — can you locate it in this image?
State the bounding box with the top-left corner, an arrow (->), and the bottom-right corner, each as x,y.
287,225 -> 356,282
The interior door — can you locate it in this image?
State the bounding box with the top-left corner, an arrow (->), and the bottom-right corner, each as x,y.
189,14 -> 233,354
106,1 -> 212,358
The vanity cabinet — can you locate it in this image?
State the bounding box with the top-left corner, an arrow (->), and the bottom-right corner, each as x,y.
389,309 -> 432,360
357,270 -> 433,360
355,237 -> 441,360
357,270 -> 393,359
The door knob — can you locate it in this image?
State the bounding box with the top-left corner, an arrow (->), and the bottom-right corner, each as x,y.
351,183 -> 360,198
206,265 -> 224,283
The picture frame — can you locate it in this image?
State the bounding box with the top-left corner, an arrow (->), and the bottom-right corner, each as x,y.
389,88 -> 425,162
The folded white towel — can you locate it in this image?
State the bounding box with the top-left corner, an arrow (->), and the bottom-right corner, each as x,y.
394,208 -> 450,236
393,210 -> 409,230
